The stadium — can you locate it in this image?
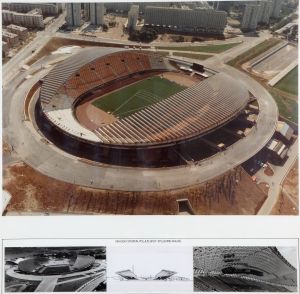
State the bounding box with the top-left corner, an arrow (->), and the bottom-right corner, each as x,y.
116,269 -> 178,280
193,247 -> 298,292
33,47 -> 259,167
5,248 -> 106,292
17,254 -> 95,275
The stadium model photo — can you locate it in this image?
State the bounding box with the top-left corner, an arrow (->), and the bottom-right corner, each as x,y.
3,1 -> 297,215
5,247 -> 107,292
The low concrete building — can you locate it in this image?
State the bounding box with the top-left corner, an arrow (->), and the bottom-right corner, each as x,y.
27,8 -> 43,15
2,10 -> 14,24
6,24 -> 28,40
104,2 -> 171,14
266,138 -> 288,164
275,121 -> 294,144
2,30 -> 20,47
8,3 -> 59,16
128,5 -> 139,30
13,11 -> 44,29
2,41 -> 10,57
2,9 -> 44,29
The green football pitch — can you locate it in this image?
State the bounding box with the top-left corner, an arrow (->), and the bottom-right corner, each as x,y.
92,76 -> 186,118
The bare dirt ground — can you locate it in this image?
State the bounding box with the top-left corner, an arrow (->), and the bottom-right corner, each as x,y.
257,182 -> 270,195
3,161 -> 268,215
27,37 -> 142,66
264,165 -> 274,176
3,142 -> 13,155
271,160 -> 298,215
161,72 -> 199,87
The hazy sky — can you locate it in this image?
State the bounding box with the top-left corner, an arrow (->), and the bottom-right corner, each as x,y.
278,247 -> 298,268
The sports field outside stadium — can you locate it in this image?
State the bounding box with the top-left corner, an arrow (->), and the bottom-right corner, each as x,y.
92,76 -> 186,118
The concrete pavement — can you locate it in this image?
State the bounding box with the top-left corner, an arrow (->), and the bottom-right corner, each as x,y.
6,265 -> 106,292
35,277 -> 58,292
3,12 -> 66,85
257,139 -> 298,215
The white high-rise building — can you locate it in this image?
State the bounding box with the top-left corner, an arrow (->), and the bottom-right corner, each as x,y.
57,3 -> 66,14
258,0 -> 273,24
90,3 -> 105,25
128,5 -> 139,30
66,3 -> 82,27
271,0 -> 283,18
241,4 -> 260,30
144,6 -> 227,34
83,3 -> 90,20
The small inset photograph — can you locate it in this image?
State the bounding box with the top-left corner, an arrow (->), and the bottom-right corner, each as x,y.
4,246 -> 106,292
107,246 -> 193,292
194,246 -> 298,292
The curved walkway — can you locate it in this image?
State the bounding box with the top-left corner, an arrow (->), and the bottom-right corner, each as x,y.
5,54 -> 278,192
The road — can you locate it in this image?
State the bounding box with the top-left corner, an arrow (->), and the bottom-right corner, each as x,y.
6,263 -> 105,280
212,35 -> 270,64
6,265 -> 105,292
257,138 -> 298,215
35,277 -> 58,292
3,12 -> 66,85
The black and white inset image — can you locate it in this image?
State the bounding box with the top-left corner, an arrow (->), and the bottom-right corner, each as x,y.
5,247 -> 106,292
107,246 -> 193,292
193,246 -> 298,292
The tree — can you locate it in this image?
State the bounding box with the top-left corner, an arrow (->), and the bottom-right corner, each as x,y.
102,24 -> 108,32
128,27 -> 158,43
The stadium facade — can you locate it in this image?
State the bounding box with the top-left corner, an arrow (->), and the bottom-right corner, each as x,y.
194,247 -> 297,292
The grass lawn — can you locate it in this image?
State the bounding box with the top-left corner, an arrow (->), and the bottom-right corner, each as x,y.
227,38 -> 281,67
274,66 -> 298,96
92,76 -> 186,118
172,52 -> 213,60
269,88 -> 298,123
154,50 -> 170,56
144,50 -> 170,56
156,42 -> 241,53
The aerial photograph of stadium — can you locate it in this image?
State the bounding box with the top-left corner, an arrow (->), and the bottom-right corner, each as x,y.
2,1 -> 298,215
4,246 -> 107,292
193,246 -> 298,292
